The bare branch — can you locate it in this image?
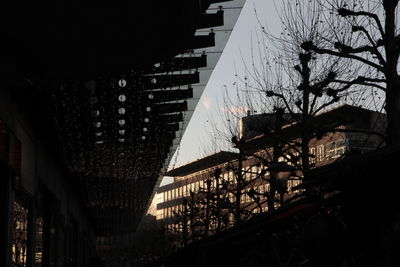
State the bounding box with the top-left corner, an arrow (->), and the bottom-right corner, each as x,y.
302,42 -> 384,72
338,8 -> 385,38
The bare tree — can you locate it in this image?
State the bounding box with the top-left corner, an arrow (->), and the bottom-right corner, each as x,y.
170,190 -> 205,248
299,0 -> 399,145
206,0 -> 388,213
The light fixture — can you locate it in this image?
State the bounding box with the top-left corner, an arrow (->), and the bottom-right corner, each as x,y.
91,110 -> 100,117
118,108 -> 126,115
118,95 -> 126,102
118,79 -> 127,88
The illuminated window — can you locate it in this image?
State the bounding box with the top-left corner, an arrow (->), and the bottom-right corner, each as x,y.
35,217 -> 43,266
325,139 -> 348,159
12,201 -> 28,267
309,147 -> 316,164
316,145 -> 325,162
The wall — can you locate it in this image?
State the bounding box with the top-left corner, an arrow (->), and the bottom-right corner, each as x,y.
0,85 -> 96,267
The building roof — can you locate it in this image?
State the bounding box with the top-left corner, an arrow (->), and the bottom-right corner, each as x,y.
165,151 -> 238,177
242,104 -> 383,151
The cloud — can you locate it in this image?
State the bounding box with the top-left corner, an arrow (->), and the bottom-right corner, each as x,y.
221,105 -> 249,114
202,96 -> 212,110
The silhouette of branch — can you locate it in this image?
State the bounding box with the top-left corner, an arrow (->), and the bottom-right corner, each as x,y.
337,8 -> 384,37
301,42 -> 384,72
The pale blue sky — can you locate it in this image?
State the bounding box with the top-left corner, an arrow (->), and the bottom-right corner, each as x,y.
167,0 -> 281,171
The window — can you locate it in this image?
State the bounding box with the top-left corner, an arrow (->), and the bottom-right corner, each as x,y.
316,145 -> 325,162
309,147 -> 316,164
35,217 -> 43,266
259,185 -> 264,194
12,200 -> 28,266
228,171 -> 234,182
293,151 -> 300,165
156,208 -> 164,220
325,139 -> 348,159
190,183 -> 194,192
266,183 -> 270,192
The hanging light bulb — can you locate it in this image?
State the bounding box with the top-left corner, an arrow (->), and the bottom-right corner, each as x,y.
91,110 -> 100,117
118,107 -> 126,115
118,79 -> 127,88
118,95 -> 126,102
93,122 -> 101,128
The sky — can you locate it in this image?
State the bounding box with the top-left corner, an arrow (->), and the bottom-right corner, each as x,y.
165,0 -> 281,174
145,0 -> 282,214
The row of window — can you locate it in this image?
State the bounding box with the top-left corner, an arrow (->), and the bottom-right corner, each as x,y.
284,139 -> 348,165
157,179 -> 302,221
158,139 -> 348,220
162,167 -> 273,203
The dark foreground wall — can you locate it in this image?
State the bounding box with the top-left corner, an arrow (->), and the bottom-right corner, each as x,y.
0,85 -> 95,267
149,146 -> 400,267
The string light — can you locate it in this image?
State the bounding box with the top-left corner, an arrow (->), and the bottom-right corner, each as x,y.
49,40 -> 210,236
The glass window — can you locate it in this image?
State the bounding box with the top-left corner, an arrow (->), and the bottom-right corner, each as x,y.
309,147 -> 316,164
325,139 -> 347,159
317,145 -> 325,161
35,216 -> 44,266
12,200 -> 28,267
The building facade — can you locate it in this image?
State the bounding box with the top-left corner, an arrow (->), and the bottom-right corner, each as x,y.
156,105 -> 386,234
0,89 -> 95,267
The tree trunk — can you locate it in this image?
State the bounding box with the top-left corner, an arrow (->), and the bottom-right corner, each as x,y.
234,151 -> 243,225
300,52 -> 311,173
383,0 -> 400,146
